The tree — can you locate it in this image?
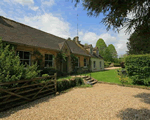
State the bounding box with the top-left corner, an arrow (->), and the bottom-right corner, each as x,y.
72,0 -> 150,36
96,38 -> 107,57
127,29 -> 150,54
107,44 -> 118,59
84,43 -> 88,46
103,47 -> 113,62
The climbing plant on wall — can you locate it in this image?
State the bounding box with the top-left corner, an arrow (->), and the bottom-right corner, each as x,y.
32,50 -> 43,68
55,51 -> 66,71
70,53 -> 78,70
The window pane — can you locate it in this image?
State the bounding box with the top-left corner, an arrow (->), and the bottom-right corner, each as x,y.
49,55 -> 53,60
45,54 -> 48,60
49,61 -> 53,67
75,58 -> 78,67
18,51 -> 23,59
24,60 -> 29,66
24,52 -> 30,59
45,61 -> 49,67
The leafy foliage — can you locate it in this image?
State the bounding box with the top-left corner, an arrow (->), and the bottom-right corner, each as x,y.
55,51 -> 66,71
32,50 -> 43,68
70,53 -> 78,70
57,77 -> 84,92
125,54 -> 150,85
72,0 -> 150,36
107,44 -> 118,59
127,30 -> 150,55
0,38 -> 40,83
96,38 -> 107,57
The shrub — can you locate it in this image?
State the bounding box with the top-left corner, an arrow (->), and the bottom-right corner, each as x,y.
104,61 -> 109,68
125,54 -> 150,85
40,67 -> 56,75
57,77 -> 84,92
120,62 -> 125,68
114,63 -> 120,67
118,71 -> 129,85
0,38 -> 40,83
42,74 -> 49,77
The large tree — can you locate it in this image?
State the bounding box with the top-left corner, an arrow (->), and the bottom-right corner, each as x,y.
107,44 -> 118,59
103,47 -> 113,62
96,38 -> 107,57
72,0 -> 150,36
127,29 -> 150,54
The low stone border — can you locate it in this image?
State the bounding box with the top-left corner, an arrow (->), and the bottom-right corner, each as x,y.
98,81 -> 150,90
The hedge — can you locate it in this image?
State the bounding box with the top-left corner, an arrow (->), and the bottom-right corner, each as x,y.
114,63 -> 120,67
57,77 -> 84,92
125,54 -> 150,85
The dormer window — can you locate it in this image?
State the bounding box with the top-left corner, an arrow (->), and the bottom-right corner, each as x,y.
90,48 -> 93,54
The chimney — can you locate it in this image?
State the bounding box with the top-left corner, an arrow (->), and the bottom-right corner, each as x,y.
73,36 -> 81,44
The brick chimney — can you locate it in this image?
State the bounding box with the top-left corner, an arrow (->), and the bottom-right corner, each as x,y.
73,36 -> 81,44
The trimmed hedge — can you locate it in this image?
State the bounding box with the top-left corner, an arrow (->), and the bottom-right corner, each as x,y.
125,54 -> 150,85
57,77 -> 84,92
114,63 -> 121,67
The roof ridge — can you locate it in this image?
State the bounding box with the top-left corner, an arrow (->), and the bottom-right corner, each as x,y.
0,16 -> 67,42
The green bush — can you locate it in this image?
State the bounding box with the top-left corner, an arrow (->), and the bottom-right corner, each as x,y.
42,74 -> 49,77
0,38 -> 40,83
125,54 -> 150,85
104,61 -> 109,68
114,63 -> 120,67
57,77 -> 84,92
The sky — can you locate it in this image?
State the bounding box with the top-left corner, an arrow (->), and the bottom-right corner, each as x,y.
0,0 -> 133,57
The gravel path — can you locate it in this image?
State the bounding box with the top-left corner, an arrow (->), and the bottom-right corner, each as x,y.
104,67 -> 121,70
0,84 -> 150,120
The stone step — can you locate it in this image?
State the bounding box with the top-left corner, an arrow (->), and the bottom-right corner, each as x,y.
85,77 -> 91,80
88,79 -> 95,82
82,76 -> 88,78
91,80 -> 98,85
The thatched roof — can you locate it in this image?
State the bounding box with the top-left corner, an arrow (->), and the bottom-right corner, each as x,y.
0,16 -> 89,56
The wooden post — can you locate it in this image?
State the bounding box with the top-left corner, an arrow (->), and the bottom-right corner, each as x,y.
54,73 -> 57,93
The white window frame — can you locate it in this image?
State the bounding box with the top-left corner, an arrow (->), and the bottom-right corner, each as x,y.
100,61 -> 101,68
84,58 -> 87,67
75,57 -> 79,68
45,54 -> 53,68
17,51 -> 31,66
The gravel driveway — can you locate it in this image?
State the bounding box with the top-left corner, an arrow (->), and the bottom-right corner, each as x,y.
0,84 -> 150,120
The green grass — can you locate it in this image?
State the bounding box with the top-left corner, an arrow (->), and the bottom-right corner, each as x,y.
80,69 -> 121,84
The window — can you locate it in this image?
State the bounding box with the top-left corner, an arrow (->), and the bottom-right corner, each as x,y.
75,57 -> 79,68
93,61 -> 96,68
100,61 -> 101,68
84,58 -> 87,67
17,51 -> 30,66
45,54 -> 53,67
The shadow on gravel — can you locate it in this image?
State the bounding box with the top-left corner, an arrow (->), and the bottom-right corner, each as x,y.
0,93 -> 61,118
134,93 -> 150,104
117,108 -> 150,120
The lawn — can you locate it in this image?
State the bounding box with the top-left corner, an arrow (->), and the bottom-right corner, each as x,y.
83,69 -> 121,84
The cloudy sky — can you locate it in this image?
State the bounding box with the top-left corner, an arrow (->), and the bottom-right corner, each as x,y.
0,0 -> 133,57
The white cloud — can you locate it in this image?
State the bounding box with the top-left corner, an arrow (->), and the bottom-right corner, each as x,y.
77,28 -> 133,57
29,6 -> 39,11
17,13 -> 71,39
41,0 -> 55,7
0,8 -> 7,17
14,0 -> 34,6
